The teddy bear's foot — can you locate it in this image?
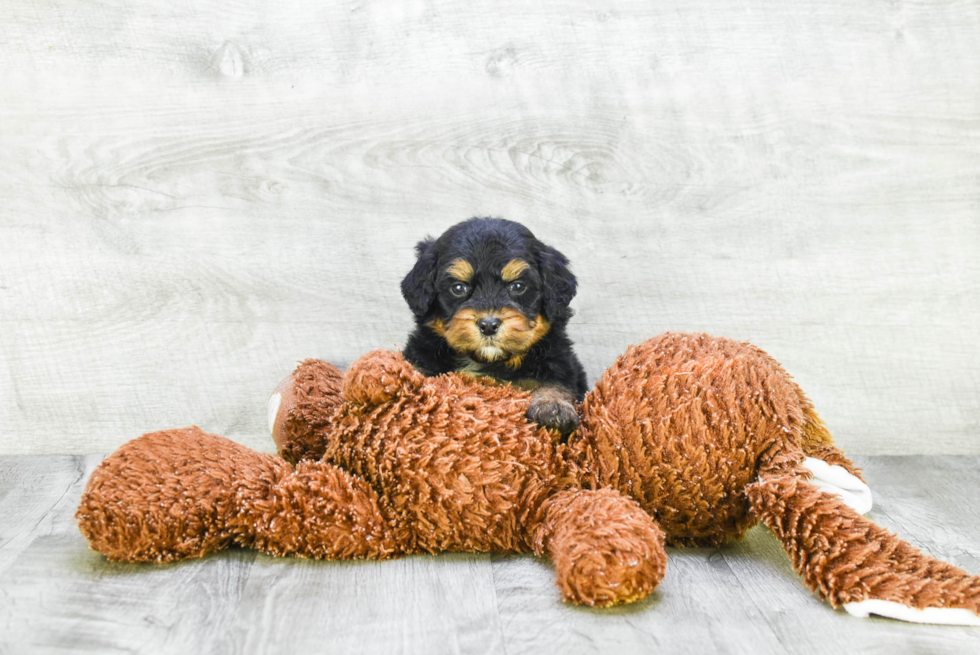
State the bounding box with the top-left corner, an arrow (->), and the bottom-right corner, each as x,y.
747,467 -> 980,626
844,599 -> 980,626
801,456 -> 872,515
531,488 -> 667,607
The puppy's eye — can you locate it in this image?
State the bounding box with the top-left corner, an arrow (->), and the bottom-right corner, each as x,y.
450,282 -> 470,297
509,281 -> 526,295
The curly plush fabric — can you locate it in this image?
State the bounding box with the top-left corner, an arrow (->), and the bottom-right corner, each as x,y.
746,463 -> 980,612
77,333 -> 980,618
568,333 -> 851,545
77,428 -> 291,562
78,351 -> 665,606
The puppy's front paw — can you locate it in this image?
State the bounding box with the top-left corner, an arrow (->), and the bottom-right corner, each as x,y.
527,393 -> 579,436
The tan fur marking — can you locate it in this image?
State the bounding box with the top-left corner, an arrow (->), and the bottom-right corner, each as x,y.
506,355 -> 526,369
497,312 -> 550,363
427,318 -> 447,337
441,308 -> 488,357
440,309 -> 551,365
501,259 -> 529,282
446,259 -> 474,282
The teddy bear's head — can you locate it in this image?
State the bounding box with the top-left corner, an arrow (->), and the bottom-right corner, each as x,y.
269,351 -> 449,464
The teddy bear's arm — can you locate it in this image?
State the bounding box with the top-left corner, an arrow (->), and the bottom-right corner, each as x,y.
528,488 -> 667,607
247,459 -> 398,560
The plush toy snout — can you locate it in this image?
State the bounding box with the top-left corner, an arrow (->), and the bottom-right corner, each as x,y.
342,349 -> 427,406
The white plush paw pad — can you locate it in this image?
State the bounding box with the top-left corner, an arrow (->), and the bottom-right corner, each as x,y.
802,457 -> 873,515
268,393 -> 282,435
845,599 -> 980,626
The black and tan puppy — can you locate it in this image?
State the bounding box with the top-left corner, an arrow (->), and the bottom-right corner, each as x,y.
401,217 -> 587,435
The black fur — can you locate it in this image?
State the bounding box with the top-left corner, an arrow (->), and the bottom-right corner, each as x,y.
401,217 -> 588,403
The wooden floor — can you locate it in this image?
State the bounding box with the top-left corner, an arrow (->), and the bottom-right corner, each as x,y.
1,455 -> 978,654
3,0 -> 980,458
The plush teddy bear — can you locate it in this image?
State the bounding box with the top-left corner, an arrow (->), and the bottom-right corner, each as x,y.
76,333 -> 980,624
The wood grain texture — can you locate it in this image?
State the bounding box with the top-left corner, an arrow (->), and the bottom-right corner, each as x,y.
0,455 -> 507,655
0,455 -> 90,580
230,555 -> 505,655
491,455 -> 980,655
1,0 -> 979,454
1,455 -> 979,654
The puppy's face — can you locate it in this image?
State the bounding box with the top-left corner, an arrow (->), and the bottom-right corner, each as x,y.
401,218 -> 577,367
430,255 -> 548,366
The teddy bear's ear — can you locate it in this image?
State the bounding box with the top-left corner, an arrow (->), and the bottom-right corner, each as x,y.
343,350 -> 427,407
400,238 -> 439,319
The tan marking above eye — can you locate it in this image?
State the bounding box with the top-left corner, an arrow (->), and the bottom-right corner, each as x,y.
446,259 -> 474,282
501,259 -> 529,282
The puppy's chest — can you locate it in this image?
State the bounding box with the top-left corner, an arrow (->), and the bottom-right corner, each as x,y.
454,358 -> 541,391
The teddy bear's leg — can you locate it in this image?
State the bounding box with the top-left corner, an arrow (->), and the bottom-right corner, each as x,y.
244,459 -> 399,560
529,488 -> 668,607
798,406 -> 868,481
792,406 -> 873,514
801,455 -> 873,515
745,399 -> 872,515
269,359 -> 346,464
746,467 -> 980,625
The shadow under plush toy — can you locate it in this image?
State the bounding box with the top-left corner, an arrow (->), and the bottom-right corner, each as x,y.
76,333 -> 980,624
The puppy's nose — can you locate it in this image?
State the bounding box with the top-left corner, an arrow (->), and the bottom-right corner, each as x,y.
477,316 -> 502,336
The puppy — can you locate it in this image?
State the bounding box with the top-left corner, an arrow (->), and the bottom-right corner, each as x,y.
400,217 -> 587,436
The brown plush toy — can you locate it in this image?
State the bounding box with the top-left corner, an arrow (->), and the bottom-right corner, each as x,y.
76,333 -> 980,623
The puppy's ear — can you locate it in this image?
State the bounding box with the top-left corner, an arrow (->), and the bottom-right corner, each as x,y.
400,238 -> 438,319
537,245 -> 577,322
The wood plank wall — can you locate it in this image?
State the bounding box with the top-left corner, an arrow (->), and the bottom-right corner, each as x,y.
1,0 -> 978,454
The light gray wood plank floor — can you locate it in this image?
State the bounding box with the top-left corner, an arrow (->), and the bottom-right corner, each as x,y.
2,0 -> 979,457
1,455 -> 978,655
